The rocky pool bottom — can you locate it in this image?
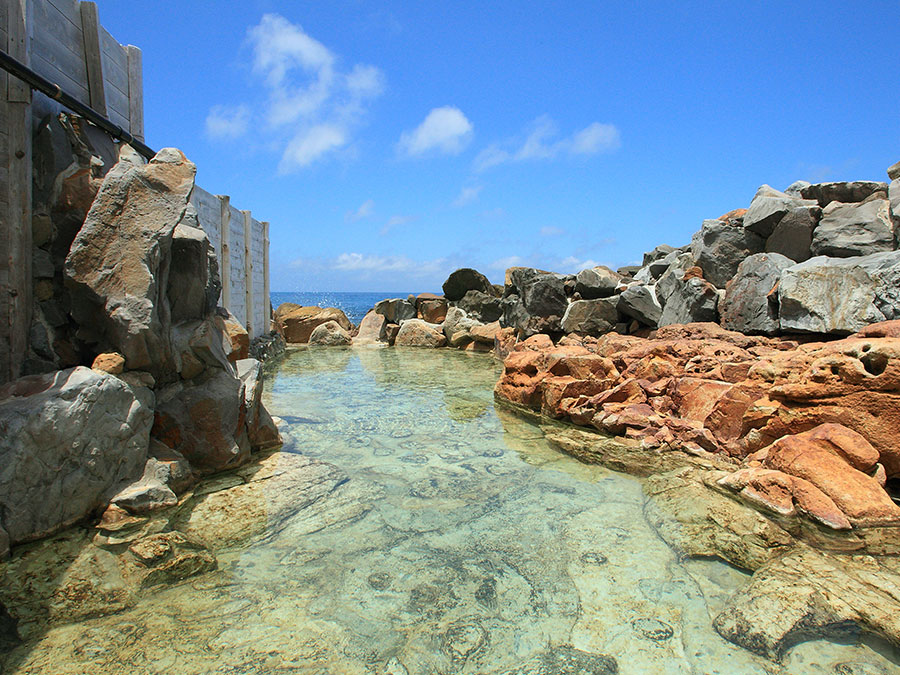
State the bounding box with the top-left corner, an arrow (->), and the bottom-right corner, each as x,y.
1,347 -> 899,674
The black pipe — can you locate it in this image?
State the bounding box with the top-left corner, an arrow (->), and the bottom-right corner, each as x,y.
0,48 -> 157,160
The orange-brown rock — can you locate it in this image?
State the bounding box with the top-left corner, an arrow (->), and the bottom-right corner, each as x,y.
274,303 -> 352,344
469,321 -> 501,345
222,314 -> 250,361
91,352 -> 125,374
416,293 -> 448,323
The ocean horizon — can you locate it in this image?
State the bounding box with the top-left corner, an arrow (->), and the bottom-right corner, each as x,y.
270,291 -> 434,325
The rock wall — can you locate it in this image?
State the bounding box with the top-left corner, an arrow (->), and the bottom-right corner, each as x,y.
0,114 -> 281,555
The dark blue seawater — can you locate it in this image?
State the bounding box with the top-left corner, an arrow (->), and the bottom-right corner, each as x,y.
270,291 -> 421,325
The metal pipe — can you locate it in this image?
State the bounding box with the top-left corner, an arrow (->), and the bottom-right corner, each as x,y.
0,48 -> 156,160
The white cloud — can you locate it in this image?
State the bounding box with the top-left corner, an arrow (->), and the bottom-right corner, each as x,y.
474,116 -> 621,172
205,105 -> 250,139
540,226 -> 565,237
333,253 -> 447,277
452,185 -> 482,208
346,199 -> 375,222
279,124 -> 348,172
398,106 -> 473,156
207,14 -> 384,171
559,256 -> 607,273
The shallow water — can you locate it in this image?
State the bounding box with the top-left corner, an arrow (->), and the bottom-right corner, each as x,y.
4,347 -> 899,674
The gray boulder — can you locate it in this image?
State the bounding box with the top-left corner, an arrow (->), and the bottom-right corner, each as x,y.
394,319 -> 447,348
784,180 -> 811,197
65,148 -> 197,380
852,250 -> 900,321
743,184 -> 817,237
573,266 -> 621,299
561,298 -> 619,336
442,268 -> 496,301
373,298 -> 416,323
800,181 -> 889,207
309,320 -> 352,346
456,289 -> 503,322
691,219 -> 765,288
655,253 -> 695,305
765,205 -> 821,263
642,244 -> 676,266
167,212 -> 221,323
442,306 -> 480,345
720,253 -> 794,335
778,255 -> 889,334
658,276 -> 719,327
0,367 -> 153,545
889,178 -> 899,223
888,161 -> 900,181
617,284 -> 662,327
810,198 -> 895,257
237,358 -> 281,452
353,311 -> 387,345
502,268 -> 569,335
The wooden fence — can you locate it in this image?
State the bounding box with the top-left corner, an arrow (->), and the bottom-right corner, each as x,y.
0,0 -> 271,383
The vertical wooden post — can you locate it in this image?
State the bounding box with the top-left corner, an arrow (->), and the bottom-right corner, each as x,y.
218,195 -> 231,311
79,1 -> 106,116
2,0 -> 33,383
125,45 -> 143,141
242,210 -> 253,337
262,221 -> 270,332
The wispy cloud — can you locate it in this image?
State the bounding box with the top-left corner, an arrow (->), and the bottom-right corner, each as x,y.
380,215 -> 414,236
559,256 -> 609,273
205,105 -> 250,140
332,252 -> 447,277
205,14 -> 385,171
490,255 -> 526,270
398,106 -> 473,157
452,185 -> 482,208
345,199 -> 375,222
474,116 -> 620,172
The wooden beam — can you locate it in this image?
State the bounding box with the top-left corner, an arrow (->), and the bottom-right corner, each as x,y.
218,195 -> 231,310
124,44 -> 143,141
3,0 -> 32,383
262,221 -> 270,332
79,1 -> 106,116
242,210 -> 253,337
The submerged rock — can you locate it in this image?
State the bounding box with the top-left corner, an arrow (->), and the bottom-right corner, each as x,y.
395,319 -> 447,348
309,320 -> 352,346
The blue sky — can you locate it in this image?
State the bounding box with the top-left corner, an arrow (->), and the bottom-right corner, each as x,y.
97,2 -> 900,292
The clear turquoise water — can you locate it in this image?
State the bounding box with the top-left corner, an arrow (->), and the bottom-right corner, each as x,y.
4,347 -> 898,674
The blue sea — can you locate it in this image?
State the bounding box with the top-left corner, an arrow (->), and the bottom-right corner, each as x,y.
270,291 -> 424,325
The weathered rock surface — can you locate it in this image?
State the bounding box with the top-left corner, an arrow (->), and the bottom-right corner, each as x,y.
573,266 -> 621,299
0,367 -> 152,545
503,268 -> 570,336
765,205 -> 820,262
658,275 -> 719,326
222,312 -> 250,361
617,284 -> 662,327
561,298 -> 619,336
443,306 -> 480,346
64,148 -> 196,377
811,198 -> 895,257
713,546 -> 900,660
457,290 -> 503,323
274,304 -> 352,344
777,254 -> 899,334
442,268 -> 496,301
354,310 -> 388,345
309,320 -> 352,346
237,358 -> 281,452
800,181 -> 889,207
172,451 -> 370,550
394,319 -> 447,348
720,253 -> 794,335
151,368 -> 249,475
691,219 -> 765,288
374,298 -> 416,323
743,184 -> 817,238
416,293 -> 448,323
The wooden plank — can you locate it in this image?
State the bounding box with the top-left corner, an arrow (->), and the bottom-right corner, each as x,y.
262,221 -> 270,331
218,196 -> 231,310
98,25 -> 128,96
242,211 -> 253,336
79,1 -> 106,115
4,0 -> 33,383
125,45 -> 143,140
105,87 -> 129,127
31,0 -> 88,87
31,37 -> 90,102
43,0 -> 80,28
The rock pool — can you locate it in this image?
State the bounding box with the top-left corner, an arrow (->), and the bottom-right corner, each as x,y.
2,347 -> 899,674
